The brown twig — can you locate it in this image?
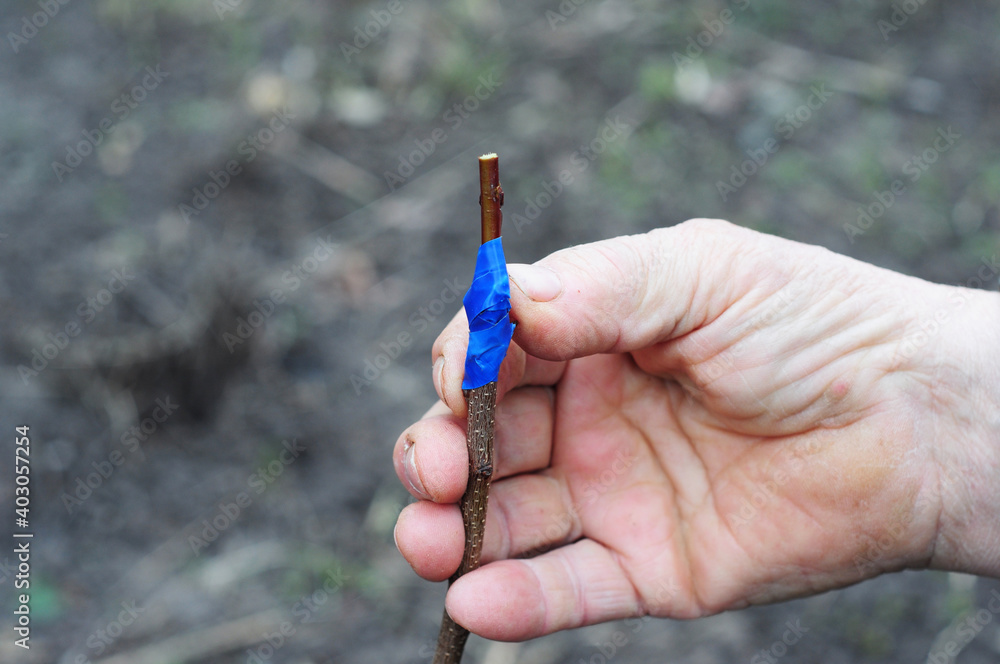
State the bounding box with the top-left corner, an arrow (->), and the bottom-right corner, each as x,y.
478,153 -> 503,243
433,154 -> 503,664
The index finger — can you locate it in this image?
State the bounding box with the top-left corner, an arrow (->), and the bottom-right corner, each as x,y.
431,305 -> 565,418
433,220 -> 781,415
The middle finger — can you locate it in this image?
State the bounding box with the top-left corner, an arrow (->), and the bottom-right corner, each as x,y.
393,386 -> 556,503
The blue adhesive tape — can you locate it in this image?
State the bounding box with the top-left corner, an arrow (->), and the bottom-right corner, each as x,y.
462,237 -> 515,389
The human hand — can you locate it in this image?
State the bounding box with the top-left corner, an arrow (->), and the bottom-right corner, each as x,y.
393,219 -> 1000,641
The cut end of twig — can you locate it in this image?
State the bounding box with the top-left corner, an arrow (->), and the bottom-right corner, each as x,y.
478,154 -> 503,244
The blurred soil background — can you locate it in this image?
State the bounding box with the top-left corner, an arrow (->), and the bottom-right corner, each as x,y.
1,0 -> 1000,662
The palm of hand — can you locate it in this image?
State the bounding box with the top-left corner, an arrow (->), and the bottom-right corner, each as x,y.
543,343 -> 929,624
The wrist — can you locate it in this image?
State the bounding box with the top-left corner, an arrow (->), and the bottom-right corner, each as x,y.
921,285 -> 1000,577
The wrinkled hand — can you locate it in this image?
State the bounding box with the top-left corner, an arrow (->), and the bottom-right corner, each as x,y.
393,219 -> 1000,641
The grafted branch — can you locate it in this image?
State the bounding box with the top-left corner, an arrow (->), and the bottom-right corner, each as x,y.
433,154 -> 504,664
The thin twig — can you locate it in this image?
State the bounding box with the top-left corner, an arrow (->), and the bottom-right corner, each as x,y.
433,154 -> 504,664
478,153 -> 503,243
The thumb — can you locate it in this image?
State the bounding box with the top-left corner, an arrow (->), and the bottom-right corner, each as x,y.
507,219 -> 764,361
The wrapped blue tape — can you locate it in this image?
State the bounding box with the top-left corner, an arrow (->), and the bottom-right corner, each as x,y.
462,237 -> 515,389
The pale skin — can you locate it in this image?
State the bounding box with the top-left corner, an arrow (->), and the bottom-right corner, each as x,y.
392,219 -> 1000,641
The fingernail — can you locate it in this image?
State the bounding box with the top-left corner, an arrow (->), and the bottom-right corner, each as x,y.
392,520 -> 400,551
403,442 -> 430,500
508,263 -> 562,302
433,355 -> 448,409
